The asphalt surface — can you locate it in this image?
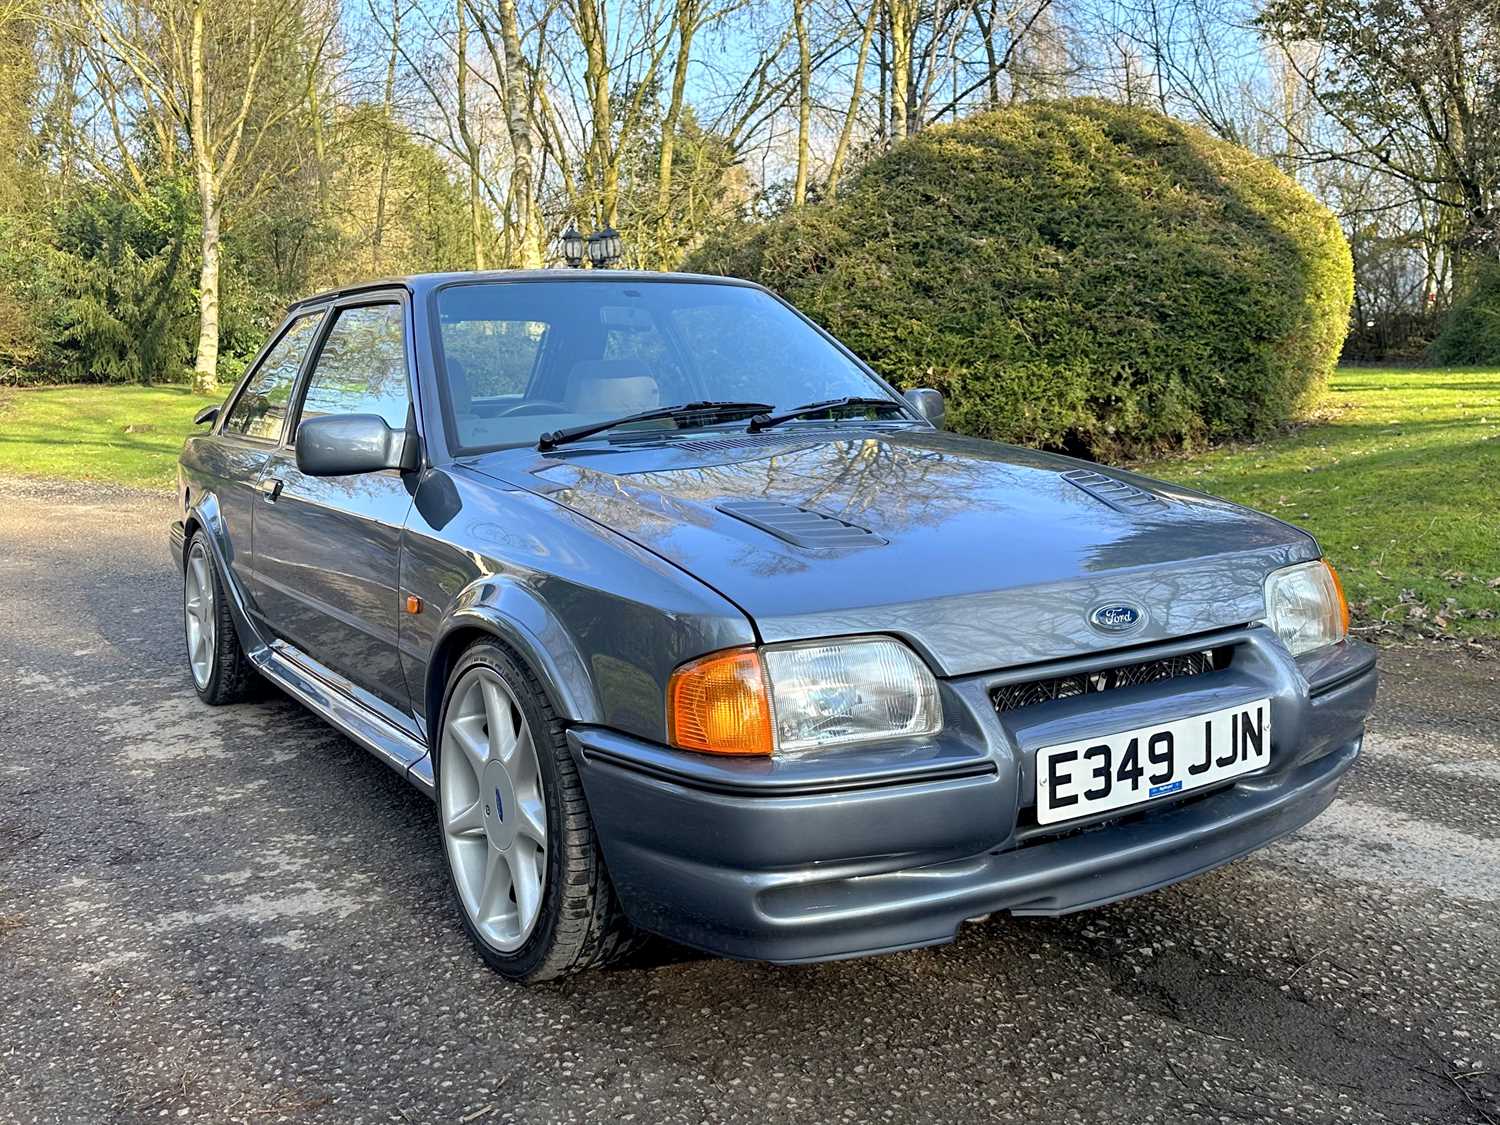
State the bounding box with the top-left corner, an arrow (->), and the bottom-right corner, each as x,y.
1,476 -> 1497,1125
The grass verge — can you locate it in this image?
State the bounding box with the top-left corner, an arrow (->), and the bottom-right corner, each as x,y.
0,384 -> 218,490
1139,367 -> 1500,644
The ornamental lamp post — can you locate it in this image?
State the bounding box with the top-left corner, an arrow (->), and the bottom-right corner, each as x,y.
560,225 -> 585,268
587,226 -> 622,269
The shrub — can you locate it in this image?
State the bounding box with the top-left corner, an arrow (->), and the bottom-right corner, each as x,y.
1432,266 -> 1500,365
0,180 -> 287,386
686,98 -> 1353,458
39,183 -> 200,384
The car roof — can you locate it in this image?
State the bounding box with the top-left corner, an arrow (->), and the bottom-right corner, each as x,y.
286,269 -> 765,313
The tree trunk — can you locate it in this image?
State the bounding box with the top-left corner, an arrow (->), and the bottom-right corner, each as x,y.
496,0 -> 541,267
978,0 -> 1001,106
656,0 -> 698,259
455,0 -> 487,268
188,0 -> 218,393
308,73 -> 327,205
889,0 -> 913,139
373,0 -> 400,271
827,1 -> 879,200
193,201 -> 221,393
792,0 -> 811,206
576,0 -> 616,225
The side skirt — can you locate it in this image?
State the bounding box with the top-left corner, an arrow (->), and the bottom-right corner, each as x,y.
180,513 -> 436,798
258,646 -> 436,798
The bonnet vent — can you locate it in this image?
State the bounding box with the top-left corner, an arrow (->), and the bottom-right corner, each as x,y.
717,500 -> 885,549
674,435 -> 817,455
1061,468 -> 1168,513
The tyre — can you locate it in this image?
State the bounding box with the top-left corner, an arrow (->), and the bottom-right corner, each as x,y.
436,639 -> 636,981
183,533 -> 256,705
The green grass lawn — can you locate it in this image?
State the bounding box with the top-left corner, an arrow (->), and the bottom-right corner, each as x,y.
2,370 -> 1496,641
1140,367 -> 1500,642
0,384 -> 219,489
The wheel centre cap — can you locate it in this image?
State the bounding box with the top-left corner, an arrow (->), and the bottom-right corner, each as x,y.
481,760 -> 518,850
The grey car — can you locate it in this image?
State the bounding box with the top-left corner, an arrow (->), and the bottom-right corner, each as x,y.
171,271 -> 1376,982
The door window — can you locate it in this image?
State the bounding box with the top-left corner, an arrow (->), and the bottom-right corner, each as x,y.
222,313 -> 323,441
298,304 -> 411,431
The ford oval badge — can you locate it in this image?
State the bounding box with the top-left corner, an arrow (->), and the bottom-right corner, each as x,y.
1090,603 -> 1144,633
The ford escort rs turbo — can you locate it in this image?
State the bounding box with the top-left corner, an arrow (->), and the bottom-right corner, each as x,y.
172,271 -> 1376,981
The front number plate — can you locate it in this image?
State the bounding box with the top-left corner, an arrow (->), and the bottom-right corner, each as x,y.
1034,699 -> 1271,826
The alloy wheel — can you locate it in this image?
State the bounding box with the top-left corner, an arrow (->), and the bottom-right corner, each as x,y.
439,667 -> 549,952
184,540 -> 217,689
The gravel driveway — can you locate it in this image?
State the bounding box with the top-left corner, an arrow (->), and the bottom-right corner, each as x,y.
1,477 -> 1497,1125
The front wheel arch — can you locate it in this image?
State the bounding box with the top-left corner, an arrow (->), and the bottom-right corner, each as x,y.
424,616 -> 595,762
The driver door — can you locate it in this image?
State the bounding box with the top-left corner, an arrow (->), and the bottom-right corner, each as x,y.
249,295 -> 418,717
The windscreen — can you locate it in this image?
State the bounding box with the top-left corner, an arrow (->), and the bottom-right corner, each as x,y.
433,279 -> 895,451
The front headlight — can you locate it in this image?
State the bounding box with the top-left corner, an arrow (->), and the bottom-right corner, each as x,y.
764,638 -> 942,753
1263,559 -> 1350,657
667,637 -> 942,757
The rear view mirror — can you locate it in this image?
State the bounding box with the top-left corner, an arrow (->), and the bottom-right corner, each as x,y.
904,388 -> 946,429
193,405 -> 219,426
599,305 -> 654,329
295,414 -> 417,476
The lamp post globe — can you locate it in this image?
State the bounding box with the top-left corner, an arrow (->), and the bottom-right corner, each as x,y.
560,226 -> 585,268
588,226 -> 622,269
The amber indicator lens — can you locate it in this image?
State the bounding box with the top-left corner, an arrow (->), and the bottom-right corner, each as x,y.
1323,559 -> 1350,635
667,648 -> 774,756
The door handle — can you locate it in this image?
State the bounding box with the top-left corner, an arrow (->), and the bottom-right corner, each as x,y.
257,477 -> 284,503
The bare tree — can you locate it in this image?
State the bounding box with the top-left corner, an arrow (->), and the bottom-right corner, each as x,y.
371,0 -> 403,271
79,0 -> 326,391
454,0 -> 488,267
463,0 -> 546,267
791,0 -> 811,203
559,0 -> 674,227
826,0 -> 879,199
1259,0 -> 1500,288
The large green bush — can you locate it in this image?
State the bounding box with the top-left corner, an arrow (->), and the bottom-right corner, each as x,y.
1432,266 -> 1500,365
686,99 -> 1353,458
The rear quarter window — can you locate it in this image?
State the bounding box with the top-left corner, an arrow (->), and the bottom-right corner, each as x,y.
222,314 -> 323,441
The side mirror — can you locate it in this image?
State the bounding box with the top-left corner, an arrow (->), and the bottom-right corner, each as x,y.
193,405 -> 220,426
295,414 -> 417,476
904,388 -> 946,429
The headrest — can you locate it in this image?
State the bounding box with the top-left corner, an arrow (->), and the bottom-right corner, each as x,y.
566,359 -> 660,414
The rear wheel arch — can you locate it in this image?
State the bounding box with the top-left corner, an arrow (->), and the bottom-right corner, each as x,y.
182,492 -> 230,567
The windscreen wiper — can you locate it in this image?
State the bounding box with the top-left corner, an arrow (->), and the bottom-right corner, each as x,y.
746,396 -> 907,433
537,401 -> 774,452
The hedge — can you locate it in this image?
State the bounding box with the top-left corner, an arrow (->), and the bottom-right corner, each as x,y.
686,98 -> 1353,459
1432,265 -> 1500,365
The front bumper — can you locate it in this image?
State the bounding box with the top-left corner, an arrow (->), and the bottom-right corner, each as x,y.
571,627 -> 1376,963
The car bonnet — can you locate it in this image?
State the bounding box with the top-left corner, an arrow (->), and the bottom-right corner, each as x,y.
467,428 -> 1318,675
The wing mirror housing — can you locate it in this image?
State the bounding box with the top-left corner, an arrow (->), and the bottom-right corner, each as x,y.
904,388 -> 946,429
295,414 -> 418,476
193,405 -> 219,426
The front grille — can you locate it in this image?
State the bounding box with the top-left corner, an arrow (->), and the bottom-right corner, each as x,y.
991,647 -> 1226,714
